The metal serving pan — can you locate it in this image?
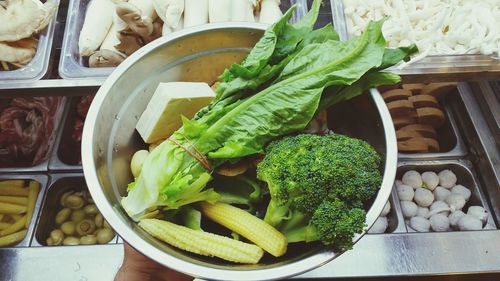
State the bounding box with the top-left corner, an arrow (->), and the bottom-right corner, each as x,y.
329,0 -> 500,82
58,0 -> 309,79
367,187 -> 407,234
32,173 -> 117,246
0,174 -> 49,247
398,99 -> 467,160
48,95 -> 96,171
396,160 -> 497,232
0,0 -> 60,84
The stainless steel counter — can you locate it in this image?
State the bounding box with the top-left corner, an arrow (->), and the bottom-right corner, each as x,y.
2,230 -> 500,280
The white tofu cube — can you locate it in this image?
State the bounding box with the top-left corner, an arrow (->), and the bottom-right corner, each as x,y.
136,82 -> 215,143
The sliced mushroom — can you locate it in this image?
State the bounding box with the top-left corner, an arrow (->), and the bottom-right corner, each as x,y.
116,2 -> 153,38
0,0 -> 57,42
89,49 -> 126,67
115,31 -> 143,55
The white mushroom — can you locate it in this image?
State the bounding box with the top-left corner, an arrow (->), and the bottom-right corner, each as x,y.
458,214 -> 482,231
416,207 -> 429,218
153,0 -> 184,27
369,216 -> 388,234
380,201 -> 391,217
0,0 -> 57,42
451,185 -> 471,202
448,210 -> 466,230
259,0 -> 283,24
427,201 -> 450,217
467,206 -> 488,224
438,169 -> 457,188
401,201 -> 418,218
433,186 -> 451,201
409,216 -> 430,232
402,170 -> 422,188
89,49 -> 125,67
231,0 -> 255,22
396,184 -> 414,201
429,213 -> 450,232
208,0 -> 230,23
414,187 -> 434,207
421,171 -> 439,191
184,0 -> 208,27
445,193 -> 466,212
79,0 -> 115,56
116,2 -> 154,39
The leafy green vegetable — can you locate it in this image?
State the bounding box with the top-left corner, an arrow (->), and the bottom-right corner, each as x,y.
257,134 -> 381,250
121,0 -> 417,220
210,174 -> 262,212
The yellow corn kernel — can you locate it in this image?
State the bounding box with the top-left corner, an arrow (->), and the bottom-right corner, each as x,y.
139,219 -> 264,264
201,202 -> 287,257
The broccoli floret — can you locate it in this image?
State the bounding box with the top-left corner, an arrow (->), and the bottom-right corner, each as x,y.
257,133 -> 381,250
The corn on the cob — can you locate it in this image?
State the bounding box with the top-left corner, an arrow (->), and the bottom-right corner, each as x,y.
139,218 -> 264,264
200,202 -> 288,257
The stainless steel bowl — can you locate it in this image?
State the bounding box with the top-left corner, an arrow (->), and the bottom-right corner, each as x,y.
82,22 -> 397,280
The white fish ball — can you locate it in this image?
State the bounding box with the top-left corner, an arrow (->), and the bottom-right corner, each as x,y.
370,216 -> 388,233
402,170 -> 422,188
409,216 -> 430,232
397,184 -> 414,201
416,207 -> 429,218
380,201 -> 391,217
451,185 -> 471,202
467,206 -> 488,224
414,187 -> 434,207
445,193 -> 466,211
434,186 -> 451,201
401,201 -> 418,218
438,169 -> 457,188
395,179 -> 404,188
448,210 -> 466,229
458,214 -> 482,231
421,171 -> 439,190
429,201 -> 450,217
429,213 -> 450,232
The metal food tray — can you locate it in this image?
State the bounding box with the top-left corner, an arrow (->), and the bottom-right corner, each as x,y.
0,96 -> 68,172
32,173 -> 118,246
0,0 -> 60,84
329,0 -> 500,82
398,97 -> 467,160
0,174 -> 49,247
48,96 -> 94,171
58,0 -> 309,79
396,160 -> 497,232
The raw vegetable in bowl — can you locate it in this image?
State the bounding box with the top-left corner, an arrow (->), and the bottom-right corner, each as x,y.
123,0 -> 417,264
